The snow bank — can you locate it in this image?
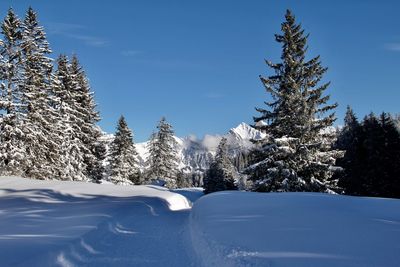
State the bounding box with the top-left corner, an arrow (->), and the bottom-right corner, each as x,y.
0,176 -> 191,211
189,191 -> 400,267
0,176 -> 195,266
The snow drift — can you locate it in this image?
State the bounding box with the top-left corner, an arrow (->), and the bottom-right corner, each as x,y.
189,191 -> 400,267
0,176 -> 197,267
2,176 -> 399,267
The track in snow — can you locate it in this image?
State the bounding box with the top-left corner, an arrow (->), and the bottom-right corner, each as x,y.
0,177 -> 202,267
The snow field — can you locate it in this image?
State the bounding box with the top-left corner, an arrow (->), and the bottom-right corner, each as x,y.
0,177 -> 198,266
189,191 -> 400,267
1,177 -> 400,267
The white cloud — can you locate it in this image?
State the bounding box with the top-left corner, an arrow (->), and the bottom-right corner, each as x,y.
384,43 -> 400,52
46,22 -> 85,34
46,22 -> 108,47
66,34 -> 108,47
202,134 -> 222,151
187,134 -> 198,142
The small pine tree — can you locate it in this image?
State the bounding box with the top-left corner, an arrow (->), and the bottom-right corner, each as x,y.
91,137 -> 107,183
147,117 -> 178,188
204,137 -> 238,194
247,10 -> 343,193
336,106 -> 359,150
176,171 -> 192,188
109,116 -> 140,185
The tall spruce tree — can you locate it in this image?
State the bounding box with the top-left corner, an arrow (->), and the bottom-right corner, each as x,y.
19,7 -> 62,179
109,116 -> 140,185
247,10 -> 343,192
69,55 -> 103,181
0,9 -> 26,176
204,137 -> 238,194
147,117 -> 178,188
54,54 -> 87,181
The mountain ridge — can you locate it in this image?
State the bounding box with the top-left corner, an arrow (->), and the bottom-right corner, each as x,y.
101,122 -> 265,174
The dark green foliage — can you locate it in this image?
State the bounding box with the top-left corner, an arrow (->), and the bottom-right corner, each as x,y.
91,139 -> 107,183
338,112 -> 400,198
336,106 -> 359,150
176,171 -> 192,188
204,137 -> 238,194
248,10 -> 343,192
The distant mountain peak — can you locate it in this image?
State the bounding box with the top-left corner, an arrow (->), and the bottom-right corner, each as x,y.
103,122 -> 266,175
228,122 -> 265,141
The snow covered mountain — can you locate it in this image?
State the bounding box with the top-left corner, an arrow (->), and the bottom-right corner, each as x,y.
102,123 -> 265,174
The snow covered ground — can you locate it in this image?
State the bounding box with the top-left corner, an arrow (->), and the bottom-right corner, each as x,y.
190,192 -> 400,267
0,177 -> 201,267
1,177 -> 399,267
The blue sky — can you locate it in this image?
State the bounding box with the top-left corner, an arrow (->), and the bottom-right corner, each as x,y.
1,0 -> 399,142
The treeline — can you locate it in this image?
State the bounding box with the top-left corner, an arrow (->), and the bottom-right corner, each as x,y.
0,7 -> 103,182
336,108 -> 400,198
0,8 -> 182,188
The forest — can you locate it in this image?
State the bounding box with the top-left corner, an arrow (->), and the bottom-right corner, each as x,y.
0,7 -> 399,199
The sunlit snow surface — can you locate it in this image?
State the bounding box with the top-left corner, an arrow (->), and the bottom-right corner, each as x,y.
0,177 -> 200,267
190,191 -> 400,267
1,177 -> 400,267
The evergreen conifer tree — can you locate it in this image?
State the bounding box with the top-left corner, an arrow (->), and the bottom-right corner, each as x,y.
69,55 -> 103,181
176,171 -> 192,188
54,55 -> 87,180
340,112 -> 400,198
0,9 -> 26,176
247,10 -> 343,192
91,137 -> 107,183
204,137 -> 238,194
335,106 -> 360,191
147,117 -> 178,188
336,106 -> 359,150
109,116 -> 140,185
19,7 -> 62,179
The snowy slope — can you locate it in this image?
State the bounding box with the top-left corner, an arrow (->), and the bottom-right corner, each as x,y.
0,176 -> 199,267
189,192 -> 400,267
1,177 -> 399,267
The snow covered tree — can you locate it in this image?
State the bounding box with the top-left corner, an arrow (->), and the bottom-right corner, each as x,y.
109,116 -> 140,185
147,117 -> 178,188
69,55 -> 103,181
54,54 -> 88,181
19,7 -> 62,179
204,137 -> 238,194
247,10 -> 343,193
0,9 -> 26,176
